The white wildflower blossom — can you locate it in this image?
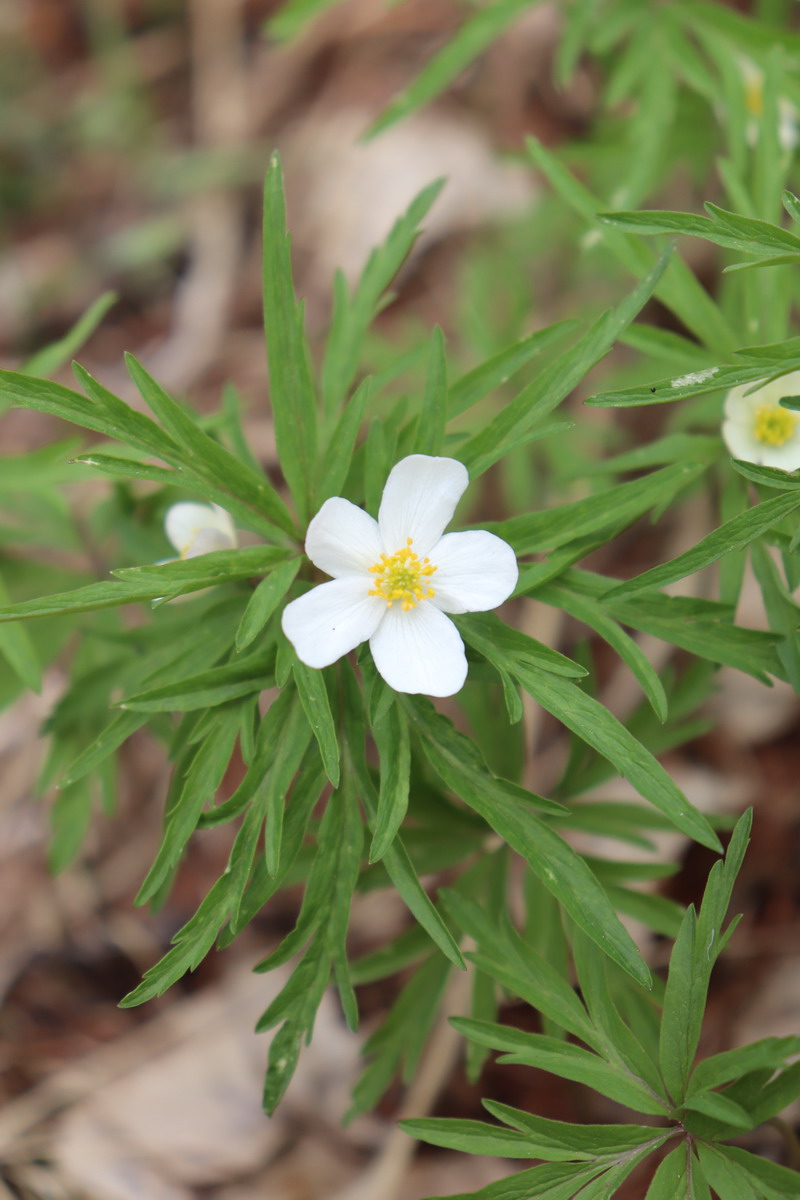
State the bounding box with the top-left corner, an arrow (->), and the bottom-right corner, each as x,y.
164,502 -> 238,559
722,371 -> 800,471
740,57 -> 799,152
281,455 -> 518,697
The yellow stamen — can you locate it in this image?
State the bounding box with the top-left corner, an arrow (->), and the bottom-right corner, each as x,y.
368,538 -> 437,611
753,403 -> 797,447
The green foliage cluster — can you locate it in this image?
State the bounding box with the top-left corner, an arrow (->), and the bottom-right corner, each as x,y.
2,2 -> 800,1197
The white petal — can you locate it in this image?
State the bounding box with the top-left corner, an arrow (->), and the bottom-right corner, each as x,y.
721,418 -> 761,462
165,502 -> 236,556
281,578 -> 386,669
724,423 -> 800,470
725,370 -> 800,420
428,530 -> 518,614
378,455 -> 469,558
723,371 -> 800,470
305,497 -> 383,578
369,601 -> 467,696
187,528 -> 239,559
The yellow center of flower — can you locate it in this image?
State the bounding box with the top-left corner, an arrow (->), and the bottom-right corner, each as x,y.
745,78 -> 763,118
368,538 -> 437,610
753,403 -> 797,447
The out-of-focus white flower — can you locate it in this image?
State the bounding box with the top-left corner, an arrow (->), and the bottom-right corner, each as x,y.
281,455 -> 518,697
164,502 -> 237,559
722,371 -> 800,470
740,57 -> 799,152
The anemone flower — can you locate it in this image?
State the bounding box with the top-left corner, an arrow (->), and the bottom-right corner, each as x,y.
281,455 -> 518,697
164,502 -> 238,560
722,371 -> 800,471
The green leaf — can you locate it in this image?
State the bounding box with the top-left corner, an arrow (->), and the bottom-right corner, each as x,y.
229,726 -> 314,917
120,877 -> 232,1007
124,353 -> 297,537
136,703 -> 242,905
223,758 -> 324,937
317,375 -> 372,503
461,624 -> 721,852
369,701 -> 411,862
258,776 -> 362,1110
659,905 -> 699,1105
399,1117 -> 587,1162
524,136 -> 736,356
459,612 -> 587,679
114,546 -> 288,586
293,661 -> 340,787
683,1090 -> 752,1129
644,1145 -> 689,1200
72,452 -> 182,485
441,890 -> 596,1046
0,551 -> 281,624
618,324 -> 718,371
350,924 -> 433,985
262,153 -> 318,521
366,0 -> 536,138
580,433 -> 721,477
0,574 -> 41,690
323,775 -> 362,1023
586,362 -> 779,407
598,204 -> 800,258
460,244 -> 675,476
123,760 -> 325,1007
1,366 -> 177,458
49,779 -> 94,872
447,321 -> 576,420
407,697 -> 650,984
563,801 -> 677,850
415,326 -> 447,455
261,948 -> 329,1114
660,812 -> 752,1106
719,1145 -> 800,1198
483,1100 -> 662,1155
745,1061 -> 800,1127
235,558 -> 301,652
119,651 -> 272,711
266,0 -> 342,40
751,542 -> 800,693
569,925 -> 666,1098
535,579 -> 667,721
784,190 -> 800,225
695,1145 -> 760,1200
604,490 -> 800,600
732,459 -> 800,489
348,955 -> 450,1120
452,1018 -> 668,1115
403,695 -> 566,820
0,579 -> 170,621
61,710 -> 148,787
421,1162 -> 606,1200
321,180 -> 444,416
342,667 -> 465,970
561,569 -> 783,682
21,291 -> 117,378
690,1037 -> 800,1094
492,462 -> 705,555
74,367 -> 291,540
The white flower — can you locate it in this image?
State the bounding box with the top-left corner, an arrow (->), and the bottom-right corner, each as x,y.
281,455 -> 518,697
164,502 -> 237,559
722,371 -> 800,471
740,57 -> 798,152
